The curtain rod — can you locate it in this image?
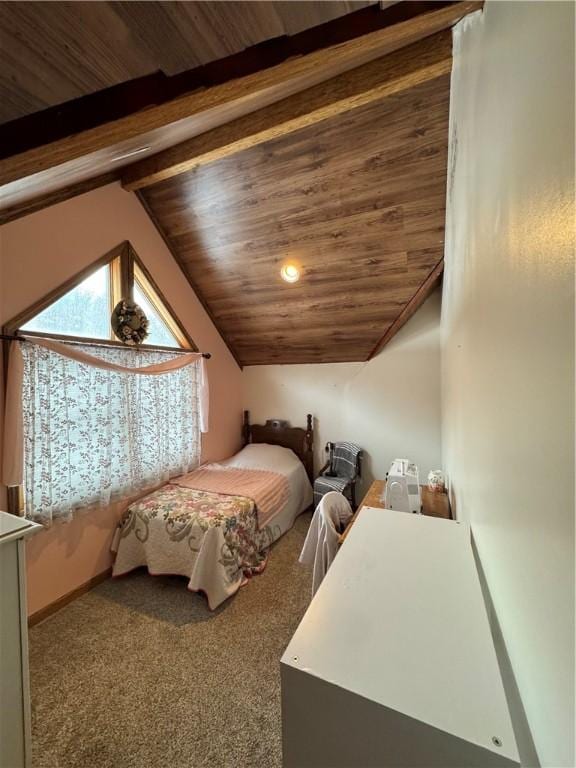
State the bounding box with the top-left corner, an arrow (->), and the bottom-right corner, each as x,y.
0,333 -> 211,359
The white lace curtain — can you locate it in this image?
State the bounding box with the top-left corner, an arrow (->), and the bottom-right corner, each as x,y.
2,338 -> 209,526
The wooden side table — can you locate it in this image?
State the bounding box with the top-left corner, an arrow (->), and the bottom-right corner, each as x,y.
339,479 -> 451,543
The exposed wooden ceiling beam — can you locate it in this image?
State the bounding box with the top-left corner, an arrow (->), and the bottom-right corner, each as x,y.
368,258 -> 444,359
123,30 -> 452,191
0,173 -> 118,226
0,1 -> 481,194
0,1 -> 466,158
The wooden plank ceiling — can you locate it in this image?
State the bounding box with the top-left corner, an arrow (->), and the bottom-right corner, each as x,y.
0,2 -> 479,365
0,1 -> 480,223
0,1 -> 480,226
0,1 -> 377,124
140,32 -> 451,366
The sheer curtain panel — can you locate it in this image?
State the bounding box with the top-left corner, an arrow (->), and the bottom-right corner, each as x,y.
2,339 -> 209,525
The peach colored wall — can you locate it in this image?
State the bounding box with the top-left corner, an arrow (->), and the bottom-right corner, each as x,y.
0,182 -> 243,615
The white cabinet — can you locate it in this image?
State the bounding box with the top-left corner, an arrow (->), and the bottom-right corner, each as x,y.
0,512 -> 41,768
281,507 -> 520,768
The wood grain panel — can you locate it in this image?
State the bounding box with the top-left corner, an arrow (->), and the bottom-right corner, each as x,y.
0,1 -> 480,215
0,1 -> 372,124
141,43 -> 450,365
273,1 -> 373,35
122,29 -> 452,189
368,258 -> 444,358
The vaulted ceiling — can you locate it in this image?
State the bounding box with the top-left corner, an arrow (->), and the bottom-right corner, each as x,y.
0,0 -> 380,124
139,33 -> 450,365
0,2 -> 482,366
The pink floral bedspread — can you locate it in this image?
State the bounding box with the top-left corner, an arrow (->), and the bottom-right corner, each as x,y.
172,464 -> 289,527
111,483 -> 281,609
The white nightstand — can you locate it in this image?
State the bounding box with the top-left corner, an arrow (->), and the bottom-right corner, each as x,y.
0,511 -> 42,768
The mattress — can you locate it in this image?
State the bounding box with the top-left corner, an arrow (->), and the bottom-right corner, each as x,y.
220,442 -> 313,541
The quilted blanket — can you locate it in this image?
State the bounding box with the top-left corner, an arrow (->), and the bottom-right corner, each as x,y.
172,464 -> 289,527
111,484 -> 281,609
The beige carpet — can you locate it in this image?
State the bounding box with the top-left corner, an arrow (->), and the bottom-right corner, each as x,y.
29,513 -> 312,768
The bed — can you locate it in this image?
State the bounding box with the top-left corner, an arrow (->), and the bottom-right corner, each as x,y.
111,412 -> 314,608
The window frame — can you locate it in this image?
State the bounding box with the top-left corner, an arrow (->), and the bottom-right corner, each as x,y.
134,263 -> 191,349
2,240 -> 198,515
3,241 -> 196,351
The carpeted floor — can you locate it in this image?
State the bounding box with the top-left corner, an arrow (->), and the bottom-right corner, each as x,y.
29,513 -> 312,768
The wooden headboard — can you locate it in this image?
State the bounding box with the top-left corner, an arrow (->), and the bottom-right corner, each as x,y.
242,411 -> 314,483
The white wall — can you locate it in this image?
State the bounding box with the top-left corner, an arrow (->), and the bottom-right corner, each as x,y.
243,289 -> 442,499
442,4 -> 574,767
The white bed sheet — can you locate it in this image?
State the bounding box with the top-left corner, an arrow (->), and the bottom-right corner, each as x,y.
220,443 -> 313,541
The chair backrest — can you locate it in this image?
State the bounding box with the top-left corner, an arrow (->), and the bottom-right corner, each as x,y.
329,442 -> 363,480
300,491 -> 353,597
318,491 -> 353,532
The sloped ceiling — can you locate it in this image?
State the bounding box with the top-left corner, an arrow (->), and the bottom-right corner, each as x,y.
0,0 -> 378,124
140,38 -> 450,366
0,2 -> 479,225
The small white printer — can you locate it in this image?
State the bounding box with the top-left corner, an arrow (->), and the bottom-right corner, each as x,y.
384,459 -> 422,514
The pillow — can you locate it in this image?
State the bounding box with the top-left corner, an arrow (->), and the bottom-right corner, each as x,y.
226,443 -> 301,474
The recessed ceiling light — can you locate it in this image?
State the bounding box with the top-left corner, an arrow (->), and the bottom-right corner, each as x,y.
112,146 -> 152,163
280,263 -> 300,283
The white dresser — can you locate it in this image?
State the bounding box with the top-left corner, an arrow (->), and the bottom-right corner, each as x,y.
281,507 -> 520,768
0,511 -> 41,768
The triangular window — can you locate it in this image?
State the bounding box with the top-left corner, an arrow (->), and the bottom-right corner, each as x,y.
133,263 -> 187,349
21,264 -> 112,340
133,282 -> 179,347
8,241 -> 195,351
